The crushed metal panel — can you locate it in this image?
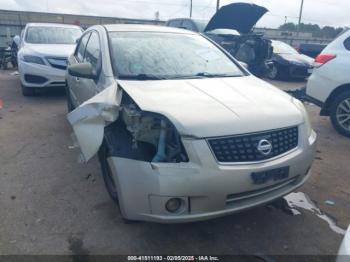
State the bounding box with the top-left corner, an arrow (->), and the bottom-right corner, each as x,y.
67,83 -> 122,162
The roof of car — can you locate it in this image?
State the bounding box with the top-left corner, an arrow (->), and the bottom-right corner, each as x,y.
103,24 -> 196,34
25,23 -> 82,29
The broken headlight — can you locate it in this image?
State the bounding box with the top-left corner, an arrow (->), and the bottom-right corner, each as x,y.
121,103 -> 189,163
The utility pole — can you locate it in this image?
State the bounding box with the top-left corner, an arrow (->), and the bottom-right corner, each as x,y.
190,0 -> 193,18
216,0 -> 220,11
297,0 -> 304,37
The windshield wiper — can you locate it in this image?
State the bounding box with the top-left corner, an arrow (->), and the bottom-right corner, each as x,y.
119,72 -> 242,81
166,72 -> 242,80
193,72 -> 242,78
119,74 -> 164,80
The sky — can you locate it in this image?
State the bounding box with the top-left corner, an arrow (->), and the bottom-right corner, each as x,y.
0,0 -> 348,29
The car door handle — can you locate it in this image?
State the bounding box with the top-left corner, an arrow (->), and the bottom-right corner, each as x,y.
75,77 -> 80,82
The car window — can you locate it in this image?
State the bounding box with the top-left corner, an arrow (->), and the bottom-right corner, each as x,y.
76,33 -> 91,62
168,20 -> 183,28
25,26 -> 82,44
344,37 -> 350,50
83,32 -> 100,70
182,20 -> 195,31
109,31 -> 245,80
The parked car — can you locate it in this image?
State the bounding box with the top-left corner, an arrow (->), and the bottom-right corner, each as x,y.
297,43 -> 327,58
66,24 -> 316,223
18,23 -> 83,96
306,29 -> 350,137
337,225 -> 350,262
266,40 -> 314,80
166,3 -> 272,77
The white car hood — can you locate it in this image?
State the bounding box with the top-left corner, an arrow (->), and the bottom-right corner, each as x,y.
22,43 -> 75,57
118,76 -> 303,138
67,76 -> 304,162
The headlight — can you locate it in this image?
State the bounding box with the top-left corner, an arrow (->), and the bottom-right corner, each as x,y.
22,55 -> 45,65
293,98 -> 312,137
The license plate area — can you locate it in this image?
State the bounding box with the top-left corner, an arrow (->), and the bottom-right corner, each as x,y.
251,167 -> 290,185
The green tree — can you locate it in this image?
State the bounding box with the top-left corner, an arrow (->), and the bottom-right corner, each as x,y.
278,22 -> 343,38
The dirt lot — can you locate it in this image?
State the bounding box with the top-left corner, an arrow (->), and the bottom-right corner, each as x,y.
0,71 -> 349,256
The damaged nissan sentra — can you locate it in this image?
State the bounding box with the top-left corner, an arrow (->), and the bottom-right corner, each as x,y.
66,24 -> 317,223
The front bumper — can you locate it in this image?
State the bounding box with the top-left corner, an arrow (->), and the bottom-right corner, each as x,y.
337,226 -> 350,262
288,64 -> 311,78
18,61 -> 66,88
108,127 -> 317,223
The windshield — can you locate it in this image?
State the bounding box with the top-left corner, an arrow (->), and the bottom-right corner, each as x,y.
109,32 -> 244,80
26,26 -> 82,44
272,41 -> 299,55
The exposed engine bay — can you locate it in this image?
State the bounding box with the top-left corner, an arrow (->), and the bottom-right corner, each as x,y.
103,94 -> 188,163
207,32 -> 272,76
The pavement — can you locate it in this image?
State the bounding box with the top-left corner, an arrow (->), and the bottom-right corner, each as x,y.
0,70 -> 349,256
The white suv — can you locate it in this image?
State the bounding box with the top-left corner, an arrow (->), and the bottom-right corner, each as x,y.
306,29 -> 350,137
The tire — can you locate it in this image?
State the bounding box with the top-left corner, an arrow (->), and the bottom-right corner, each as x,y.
98,143 -> 137,223
21,84 -> 35,96
266,64 -> 279,80
66,86 -> 75,113
330,90 -> 350,138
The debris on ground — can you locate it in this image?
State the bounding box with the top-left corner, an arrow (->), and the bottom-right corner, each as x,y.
325,200 -> 336,206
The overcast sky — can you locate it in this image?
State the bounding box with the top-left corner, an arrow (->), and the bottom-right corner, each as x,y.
0,0 -> 348,28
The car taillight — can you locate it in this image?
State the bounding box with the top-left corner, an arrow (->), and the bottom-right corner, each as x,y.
314,54 -> 336,67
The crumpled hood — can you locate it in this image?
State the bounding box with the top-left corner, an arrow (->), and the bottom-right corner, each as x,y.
278,53 -> 314,66
205,3 -> 268,34
118,76 -> 303,138
22,43 -> 76,58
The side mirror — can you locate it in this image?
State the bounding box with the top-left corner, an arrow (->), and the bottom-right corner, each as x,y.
68,63 -> 96,79
13,35 -> 20,46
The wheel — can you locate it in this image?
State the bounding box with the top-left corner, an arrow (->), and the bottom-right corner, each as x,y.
266,64 -> 279,80
21,84 -> 35,96
330,91 -> 350,138
66,86 -> 75,112
98,143 -> 119,204
98,143 -> 138,223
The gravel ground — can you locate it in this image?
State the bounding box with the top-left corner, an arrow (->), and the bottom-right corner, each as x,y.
0,71 -> 349,256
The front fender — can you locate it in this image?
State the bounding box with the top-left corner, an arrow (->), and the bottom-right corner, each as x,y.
67,83 -> 122,162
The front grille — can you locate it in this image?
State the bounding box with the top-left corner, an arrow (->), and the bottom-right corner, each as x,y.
208,126 -> 298,163
46,57 -> 68,70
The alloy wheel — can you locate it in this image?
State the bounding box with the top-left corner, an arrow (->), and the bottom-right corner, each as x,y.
336,98 -> 350,131
267,65 -> 278,79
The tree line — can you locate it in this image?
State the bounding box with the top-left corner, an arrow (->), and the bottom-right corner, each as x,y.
279,22 -> 344,39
